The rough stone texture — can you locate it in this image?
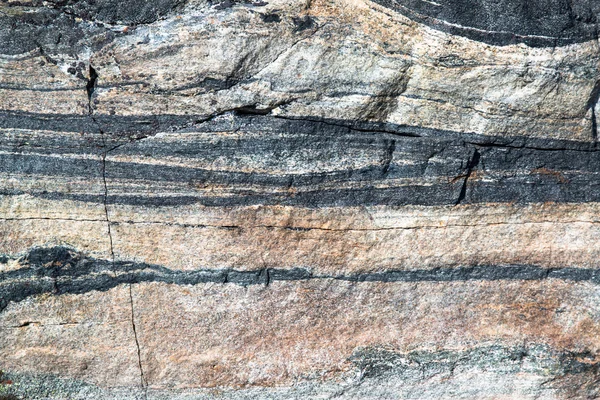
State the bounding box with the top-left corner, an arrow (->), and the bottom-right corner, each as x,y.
2,0 -> 600,398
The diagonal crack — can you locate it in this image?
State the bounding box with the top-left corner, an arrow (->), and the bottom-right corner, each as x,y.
455,148 -> 480,206
380,139 -> 396,177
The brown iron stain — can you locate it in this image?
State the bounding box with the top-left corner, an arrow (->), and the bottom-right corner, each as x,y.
530,167 -> 569,184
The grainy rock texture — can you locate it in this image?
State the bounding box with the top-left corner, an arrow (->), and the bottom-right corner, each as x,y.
2,0 -> 600,398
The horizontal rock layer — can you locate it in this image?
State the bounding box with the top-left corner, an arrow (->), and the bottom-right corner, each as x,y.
2,0 -> 600,399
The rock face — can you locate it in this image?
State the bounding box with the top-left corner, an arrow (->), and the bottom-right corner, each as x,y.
1,0 -> 600,399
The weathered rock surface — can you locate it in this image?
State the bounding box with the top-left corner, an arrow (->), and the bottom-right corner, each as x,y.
2,0 -> 600,398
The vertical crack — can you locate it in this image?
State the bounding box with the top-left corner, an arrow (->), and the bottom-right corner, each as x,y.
86,64 -> 114,264
455,148 -> 480,205
86,63 -> 114,268
101,151 -> 115,265
91,65 -> 115,270
86,63 -> 147,397
129,284 -> 148,399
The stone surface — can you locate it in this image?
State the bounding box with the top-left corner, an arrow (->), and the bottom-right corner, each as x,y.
2,0 -> 600,398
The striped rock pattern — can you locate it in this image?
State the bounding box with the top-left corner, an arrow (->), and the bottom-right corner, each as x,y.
2,0 -> 600,398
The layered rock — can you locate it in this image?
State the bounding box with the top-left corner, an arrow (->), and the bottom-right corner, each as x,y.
2,0 -> 600,399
